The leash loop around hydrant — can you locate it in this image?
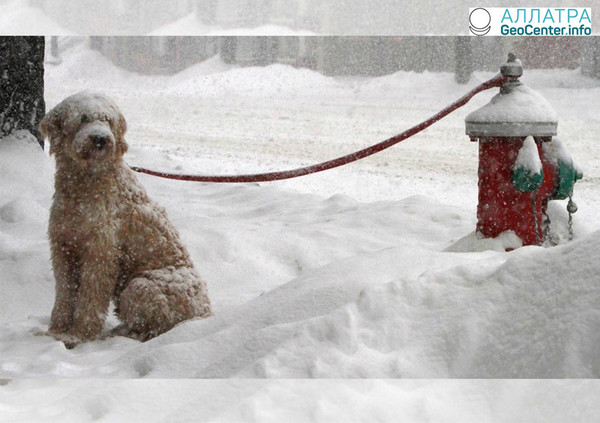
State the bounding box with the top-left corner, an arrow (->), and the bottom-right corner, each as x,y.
130,73 -> 509,183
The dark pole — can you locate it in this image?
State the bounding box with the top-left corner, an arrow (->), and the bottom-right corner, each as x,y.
0,36 -> 46,148
455,36 -> 474,85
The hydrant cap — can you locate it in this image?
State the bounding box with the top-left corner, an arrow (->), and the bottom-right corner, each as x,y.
500,53 -> 523,78
465,84 -> 558,137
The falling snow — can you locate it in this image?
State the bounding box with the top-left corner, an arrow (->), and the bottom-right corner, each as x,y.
2,38 -> 600,421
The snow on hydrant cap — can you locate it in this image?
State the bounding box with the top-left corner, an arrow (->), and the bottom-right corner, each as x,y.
465,54 -> 558,137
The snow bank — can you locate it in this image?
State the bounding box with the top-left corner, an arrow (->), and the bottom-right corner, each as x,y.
522,68 -> 600,90
166,64 -> 342,99
44,43 -> 341,102
0,131 -> 54,324
150,12 -> 316,36
247,233 -> 600,378
169,55 -> 234,82
44,45 -> 142,95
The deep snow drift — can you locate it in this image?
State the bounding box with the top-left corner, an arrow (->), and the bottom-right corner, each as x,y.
2,44 -> 600,382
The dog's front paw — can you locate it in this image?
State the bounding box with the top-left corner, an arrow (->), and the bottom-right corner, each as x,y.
48,331 -> 83,349
108,324 -> 148,342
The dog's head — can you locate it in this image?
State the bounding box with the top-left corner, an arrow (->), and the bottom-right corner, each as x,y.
41,91 -> 128,170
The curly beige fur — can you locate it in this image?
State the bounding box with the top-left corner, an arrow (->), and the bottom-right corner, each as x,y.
41,91 -> 212,348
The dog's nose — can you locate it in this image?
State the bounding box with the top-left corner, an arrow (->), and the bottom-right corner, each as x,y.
90,135 -> 108,150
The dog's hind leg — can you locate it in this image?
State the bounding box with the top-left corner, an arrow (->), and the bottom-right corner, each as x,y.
116,266 -> 212,341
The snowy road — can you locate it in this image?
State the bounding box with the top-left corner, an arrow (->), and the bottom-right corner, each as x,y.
43,48 -> 600,224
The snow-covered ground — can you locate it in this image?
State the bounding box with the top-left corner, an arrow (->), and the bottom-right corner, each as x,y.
2,42 -> 600,419
3,379 -> 600,422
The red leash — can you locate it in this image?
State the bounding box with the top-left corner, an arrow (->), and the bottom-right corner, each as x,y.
130,73 -> 508,183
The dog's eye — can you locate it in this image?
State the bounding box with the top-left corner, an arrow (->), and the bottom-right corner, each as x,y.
81,114 -> 90,124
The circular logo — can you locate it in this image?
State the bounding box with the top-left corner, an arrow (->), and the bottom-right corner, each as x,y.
469,8 -> 491,35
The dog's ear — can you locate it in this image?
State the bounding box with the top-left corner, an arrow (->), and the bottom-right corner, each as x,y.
115,112 -> 128,156
40,108 -> 64,156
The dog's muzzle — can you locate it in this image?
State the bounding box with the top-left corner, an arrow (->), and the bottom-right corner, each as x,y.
90,134 -> 109,150
73,121 -> 115,161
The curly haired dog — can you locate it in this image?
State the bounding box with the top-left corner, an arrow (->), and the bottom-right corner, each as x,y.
41,91 -> 212,348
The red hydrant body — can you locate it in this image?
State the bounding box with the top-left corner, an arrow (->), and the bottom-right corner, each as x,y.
465,54 -> 580,247
476,136 -> 557,246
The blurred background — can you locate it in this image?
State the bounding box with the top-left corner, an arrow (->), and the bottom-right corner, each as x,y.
1,0 -> 599,35
49,36 -> 600,80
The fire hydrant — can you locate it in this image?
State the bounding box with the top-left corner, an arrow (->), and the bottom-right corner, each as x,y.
465,54 -> 582,247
